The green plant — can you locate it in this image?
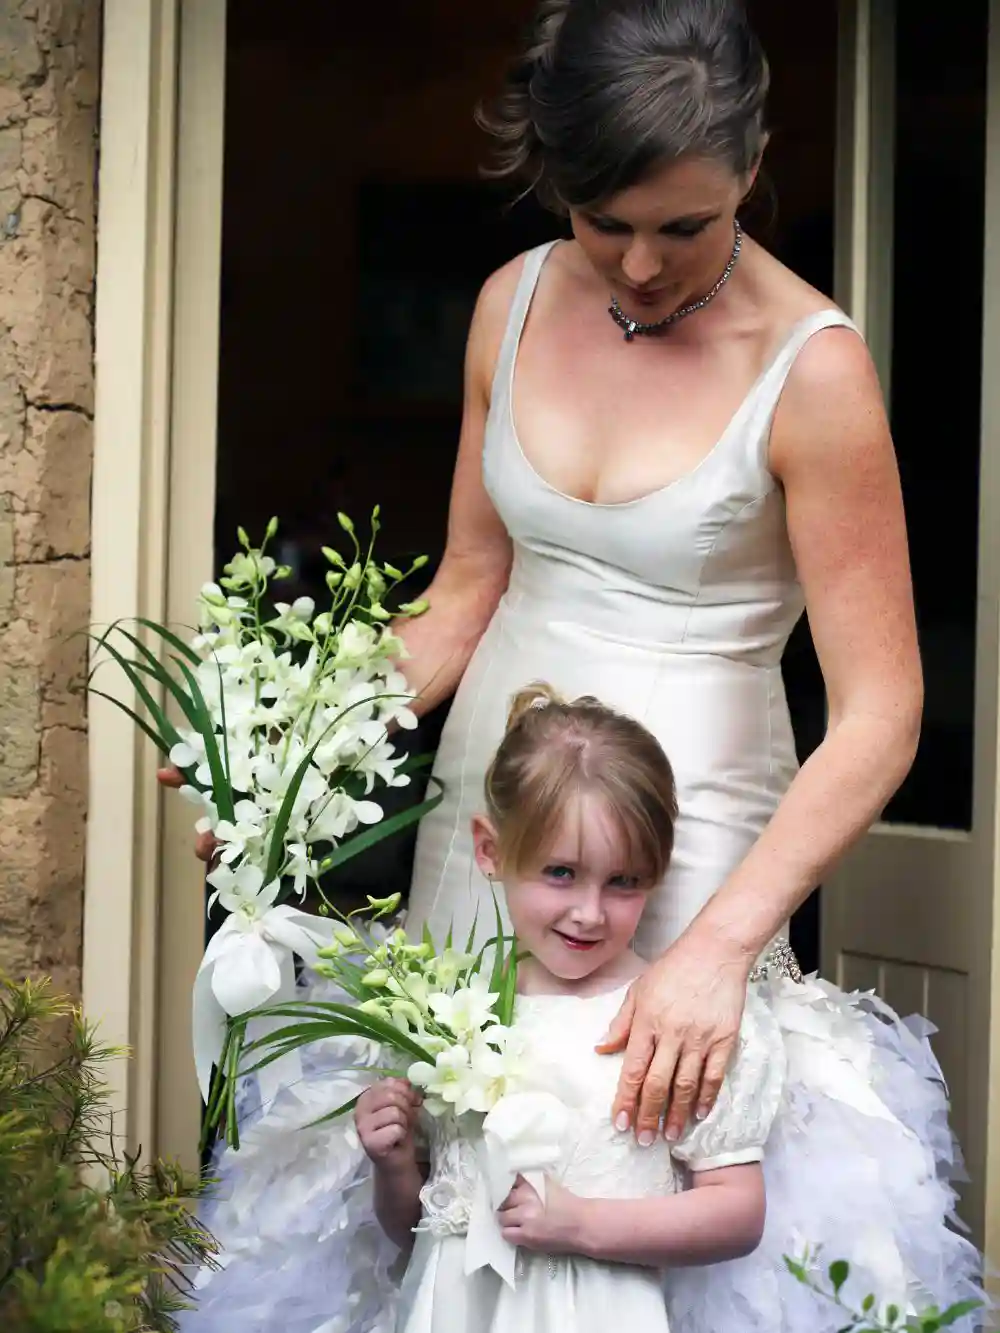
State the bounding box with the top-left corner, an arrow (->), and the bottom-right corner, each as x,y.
785,1255 -> 982,1332
0,976 -> 218,1331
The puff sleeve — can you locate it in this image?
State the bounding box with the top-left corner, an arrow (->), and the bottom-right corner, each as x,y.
670,988 -> 786,1173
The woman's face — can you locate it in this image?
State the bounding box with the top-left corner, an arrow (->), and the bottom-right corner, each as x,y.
472,792 -> 652,987
569,154 -> 755,323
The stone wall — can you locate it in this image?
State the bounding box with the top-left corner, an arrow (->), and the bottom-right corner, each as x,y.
0,0 -> 98,995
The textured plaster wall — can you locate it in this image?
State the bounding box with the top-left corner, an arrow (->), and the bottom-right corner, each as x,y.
0,0 -> 98,994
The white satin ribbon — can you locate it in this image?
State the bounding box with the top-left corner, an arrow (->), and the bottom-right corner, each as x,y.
464,1090 -> 574,1289
193,904 -> 337,1103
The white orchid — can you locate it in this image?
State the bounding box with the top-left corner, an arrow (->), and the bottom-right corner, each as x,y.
427,972 -> 500,1041
408,1045 -> 477,1117
431,948 -> 477,992
213,799 -> 268,866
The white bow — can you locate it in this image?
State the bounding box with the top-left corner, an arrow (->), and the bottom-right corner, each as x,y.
193,902 -> 337,1103
465,1090 -> 574,1289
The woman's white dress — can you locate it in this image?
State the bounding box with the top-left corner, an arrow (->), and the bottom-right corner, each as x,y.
179,244 -> 985,1332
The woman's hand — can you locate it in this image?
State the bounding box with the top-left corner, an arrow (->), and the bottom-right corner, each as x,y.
156,765 -> 218,862
497,1175 -> 583,1254
597,937 -> 750,1144
355,1078 -> 423,1170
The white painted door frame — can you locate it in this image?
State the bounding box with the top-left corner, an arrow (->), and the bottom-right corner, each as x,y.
829,0 -> 1000,1260
85,0 -> 225,1166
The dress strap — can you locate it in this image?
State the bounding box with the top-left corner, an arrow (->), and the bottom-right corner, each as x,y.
492,241 -> 561,399
746,307 -> 863,470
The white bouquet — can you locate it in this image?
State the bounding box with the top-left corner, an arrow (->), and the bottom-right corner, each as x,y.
215,893 -> 524,1148
89,510 -> 443,1133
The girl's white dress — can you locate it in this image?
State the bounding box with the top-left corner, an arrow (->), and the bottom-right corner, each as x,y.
395,985 -> 784,1333
179,244 -> 985,1331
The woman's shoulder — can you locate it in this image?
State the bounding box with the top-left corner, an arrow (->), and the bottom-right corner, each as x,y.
744,238 -> 852,339
743,239 -> 881,436
467,248 -> 550,384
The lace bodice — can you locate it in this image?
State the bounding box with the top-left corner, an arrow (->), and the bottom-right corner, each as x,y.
418,984 -> 785,1238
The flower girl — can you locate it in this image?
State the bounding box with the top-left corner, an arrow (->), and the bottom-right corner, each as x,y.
358,683 -> 783,1333
182,686 -> 982,1333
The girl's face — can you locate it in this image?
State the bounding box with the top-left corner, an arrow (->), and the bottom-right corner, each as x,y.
472,791 -> 653,989
569,154 -> 756,324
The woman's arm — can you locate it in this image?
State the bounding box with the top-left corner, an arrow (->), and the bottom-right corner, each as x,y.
389,262 -> 523,718
499,1164 -> 765,1267
156,259 -> 522,846
691,326 -> 921,959
604,327 -> 921,1141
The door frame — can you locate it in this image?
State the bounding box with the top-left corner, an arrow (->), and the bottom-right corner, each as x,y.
85,0 -> 225,1166
826,0 -> 1000,1255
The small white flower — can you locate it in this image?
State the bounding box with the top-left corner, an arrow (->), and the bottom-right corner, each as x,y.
206,861 -> 280,918
213,799 -> 267,865
431,948 -> 476,992
427,973 -> 499,1041
408,1045 -> 474,1116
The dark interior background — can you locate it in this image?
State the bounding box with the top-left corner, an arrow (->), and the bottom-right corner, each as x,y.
213,0 -> 986,976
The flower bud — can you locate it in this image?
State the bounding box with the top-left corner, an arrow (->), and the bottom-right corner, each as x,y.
366,892 -> 402,915
361,968 -> 389,988
337,512 -> 355,534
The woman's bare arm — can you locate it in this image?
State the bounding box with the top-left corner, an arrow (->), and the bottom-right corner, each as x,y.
606,327 -> 922,1142
687,327 -> 921,960
390,261 -> 524,717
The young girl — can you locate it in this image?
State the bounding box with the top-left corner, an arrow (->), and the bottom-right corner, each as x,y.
182,687 -> 982,1333
351,685 -> 982,1333
357,683 -> 784,1333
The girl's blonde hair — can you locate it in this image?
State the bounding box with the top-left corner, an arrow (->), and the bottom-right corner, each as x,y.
484,683 -> 678,883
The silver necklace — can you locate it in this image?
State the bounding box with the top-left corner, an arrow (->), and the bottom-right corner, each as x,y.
608,221 -> 743,342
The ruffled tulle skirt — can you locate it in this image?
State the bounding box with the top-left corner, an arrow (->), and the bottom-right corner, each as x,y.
178,975 -> 987,1333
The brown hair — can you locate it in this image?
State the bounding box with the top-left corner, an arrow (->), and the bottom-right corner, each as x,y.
484,683 -> 678,883
477,0 -> 770,212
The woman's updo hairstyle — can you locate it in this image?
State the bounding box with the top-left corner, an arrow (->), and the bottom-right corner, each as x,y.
478,0 -> 770,212
484,683 -> 678,883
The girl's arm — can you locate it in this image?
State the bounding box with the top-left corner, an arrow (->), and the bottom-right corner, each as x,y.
355,1079 -> 429,1251
604,327 -> 922,1143
372,1159 -> 429,1252
499,1164 -> 765,1268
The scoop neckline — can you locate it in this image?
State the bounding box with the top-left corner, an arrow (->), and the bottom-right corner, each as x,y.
504,241 -> 850,512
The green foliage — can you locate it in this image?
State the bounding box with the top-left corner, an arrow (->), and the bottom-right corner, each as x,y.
0,976 -> 218,1332
784,1255 -> 983,1332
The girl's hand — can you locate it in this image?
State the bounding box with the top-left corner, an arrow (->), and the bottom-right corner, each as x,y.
597,935 -> 750,1144
355,1078 -> 423,1170
156,765 -> 218,862
497,1175 -> 583,1253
